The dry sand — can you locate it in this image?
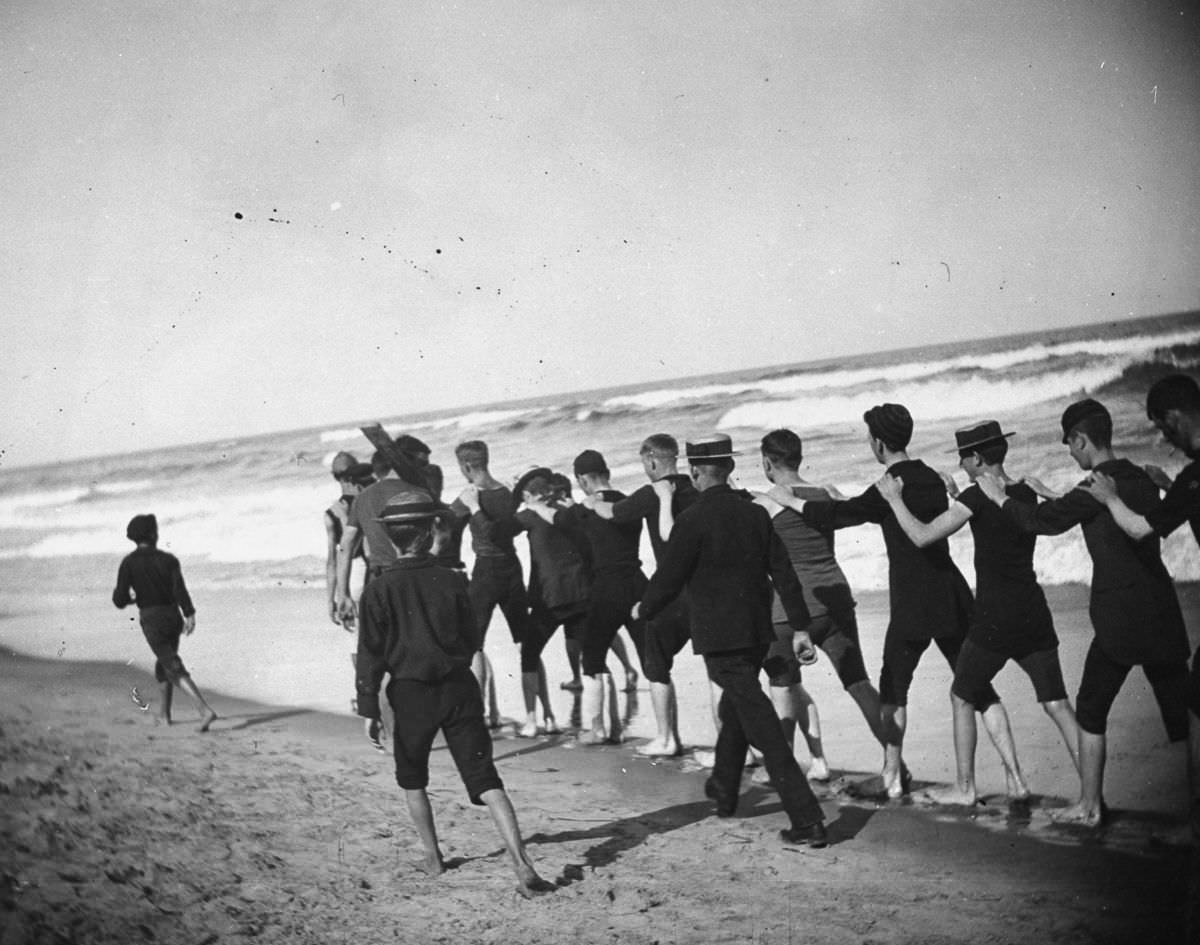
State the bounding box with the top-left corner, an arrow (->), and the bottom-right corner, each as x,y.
2,585 -> 1196,944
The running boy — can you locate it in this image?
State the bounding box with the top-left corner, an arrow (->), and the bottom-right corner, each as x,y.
354,489 -> 552,897
112,514 -> 218,731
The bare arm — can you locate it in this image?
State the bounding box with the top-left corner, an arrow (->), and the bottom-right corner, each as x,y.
324,513 -> 341,625
876,472 -> 972,546
653,478 -> 676,540
335,523 -> 361,630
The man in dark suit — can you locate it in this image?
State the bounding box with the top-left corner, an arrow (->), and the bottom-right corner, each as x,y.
640,435 -> 827,847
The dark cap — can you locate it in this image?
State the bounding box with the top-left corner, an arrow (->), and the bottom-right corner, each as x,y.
394,434 -> 432,456
345,462 -> 376,485
573,449 -> 608,477
685,434 -> 740,462
375,489 -> 441,523
864,403 -> 913,450
949,420 -> 1014,453
330,451 -> 358,477
126,513 -> 158,543
1060,398 -> 1110,443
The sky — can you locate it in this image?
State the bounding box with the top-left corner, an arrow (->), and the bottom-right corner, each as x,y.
3,1 -> 1198,468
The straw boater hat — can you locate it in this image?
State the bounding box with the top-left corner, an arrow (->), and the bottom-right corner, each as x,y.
948,420 -> 1015,453
685,434 -> 741,462
374,489 -> 442,523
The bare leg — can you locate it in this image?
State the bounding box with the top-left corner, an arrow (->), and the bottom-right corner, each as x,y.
792,684 -> 830,780
979,700 -> 1029,800
403,788 -> 446,875
638,681 -> 680,756
609,633 -> 638,691
175,675 -> 216,732
157,680 -> 174,726
520,671 -> 540,737
1042,699 -> 1082,773
921,693 -> 980,805
479,788 -> 552,898
561,637 -> 582,691
471,651 -> 501,727
880,703 -> 907,798
846,679 -> 887,746
536,661 -> 557,732
1053,730 -> 1105,825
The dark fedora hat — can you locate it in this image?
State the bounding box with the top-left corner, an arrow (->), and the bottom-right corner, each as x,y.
948,420 -> 1015,453
375,489 -> 441,523
512,466 -> 554,508
1060,398 -> 1110,443
685,434 -> 741,462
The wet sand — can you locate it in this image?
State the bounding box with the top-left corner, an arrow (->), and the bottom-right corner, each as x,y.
1,584 -> 1196,943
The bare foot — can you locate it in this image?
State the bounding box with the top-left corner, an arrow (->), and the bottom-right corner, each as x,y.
543,717 -> 560,735
515,865 -> 554,899
576,729 -> 608,746
415,852 -> 447,876
917,785 -> 981,807
1005,770 -> 1031,802
806,757 -> 831,782
882,768 -> 907,799
1050,802 -> 1102,827
198,709 -> 217,733
636,736 -> 680,758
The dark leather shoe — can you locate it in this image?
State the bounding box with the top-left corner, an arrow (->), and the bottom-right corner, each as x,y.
704,777 -> 737,818
780,821 -> 828,848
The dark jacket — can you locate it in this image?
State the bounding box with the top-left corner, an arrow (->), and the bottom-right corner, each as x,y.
640,484 -> 810,655
355,556 -> 479,717
802,459 -> 972,641
610,474 -> 700,562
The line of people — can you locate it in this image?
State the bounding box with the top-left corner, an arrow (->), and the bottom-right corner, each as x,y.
331,374 -> 1200,889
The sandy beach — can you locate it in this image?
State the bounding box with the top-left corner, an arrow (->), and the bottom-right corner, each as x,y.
2,584 -> 1196,944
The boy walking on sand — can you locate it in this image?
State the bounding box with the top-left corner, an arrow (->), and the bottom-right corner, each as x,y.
354,489 -> 553,897
112,514 -> 218,732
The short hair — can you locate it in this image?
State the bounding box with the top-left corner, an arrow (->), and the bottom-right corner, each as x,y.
960,439 -> 1009,465
370,450 -> 392,475
640,433 -> 679,458
692,457 -> 735,476
863,403 -> 914,452
1147,374 -> 1200,421
760,429 -> 803,469
455,440 -> 489,469
383,519 -> 434,555
1067,413 -> 1113,449
126,513 -> 158,544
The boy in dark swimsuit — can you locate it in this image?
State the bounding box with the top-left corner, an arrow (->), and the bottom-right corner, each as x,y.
878,420 -> 1080,806
980,398 -> 1190,826
112,514 -> 218,731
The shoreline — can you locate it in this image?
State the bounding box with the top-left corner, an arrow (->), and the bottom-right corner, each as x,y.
3,572 -> 1196,945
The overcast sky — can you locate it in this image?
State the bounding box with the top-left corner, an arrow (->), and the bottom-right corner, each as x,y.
3,1 -> 1197,468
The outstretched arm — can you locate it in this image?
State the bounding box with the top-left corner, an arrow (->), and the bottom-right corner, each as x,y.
876,472 -> 972,546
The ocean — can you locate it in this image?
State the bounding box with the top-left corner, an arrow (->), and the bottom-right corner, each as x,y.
2,311 -> 1199,725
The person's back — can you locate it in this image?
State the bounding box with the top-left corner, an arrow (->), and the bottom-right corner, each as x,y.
114,545 -> 193,613
353,490 -> 551,897
770,484 -> 854,620
356,556 -> 478,683
649,482 -> 782,654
